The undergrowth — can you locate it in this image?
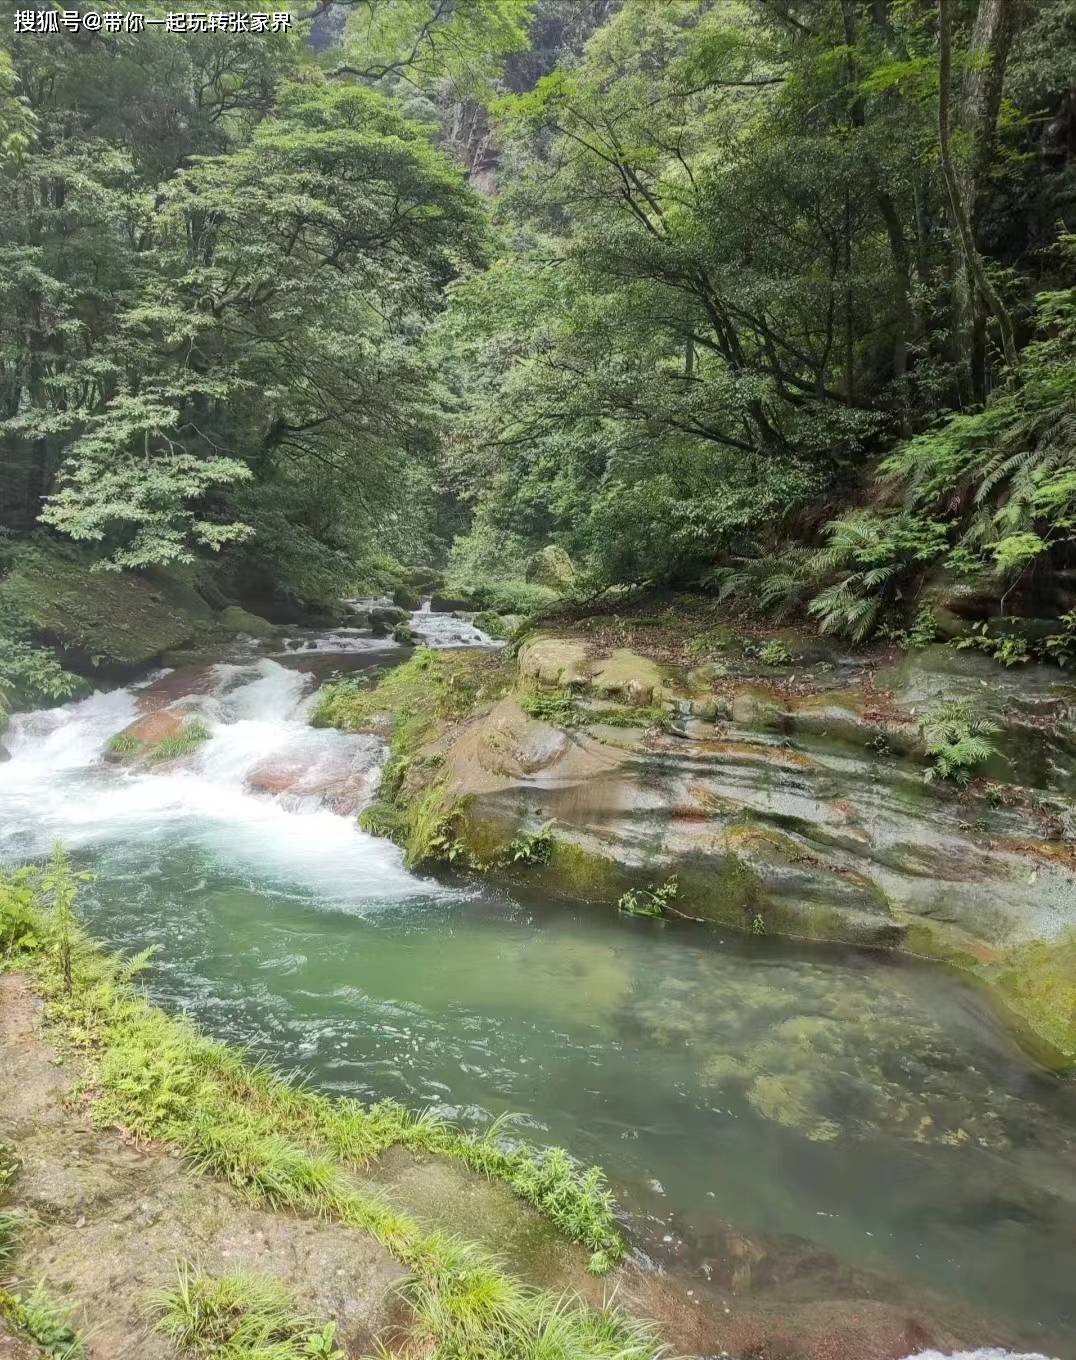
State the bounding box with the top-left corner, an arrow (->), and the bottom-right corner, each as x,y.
0,862 -> 646,1360
0,1282 -> 86,1360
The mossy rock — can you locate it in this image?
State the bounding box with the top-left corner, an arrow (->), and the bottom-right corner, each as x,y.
474,611 -> 522,642
517,637 -> 590,689
1,549 -> 208,670
989,933 -> 1076,1061
730,688 -> 786,731
431,593 -> 478,613
590,650 -> 671,707
541,841 -> 631,904
217,606 -> 278,640
392,586 -> 422,611
524,545 -> 576,593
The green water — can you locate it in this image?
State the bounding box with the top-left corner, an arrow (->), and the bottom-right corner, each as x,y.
79,841 -> 1076,1355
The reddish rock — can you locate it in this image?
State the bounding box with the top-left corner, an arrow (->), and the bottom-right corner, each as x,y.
245,760 -> 367,815
245,762 -> 306,797
135,667 -> 216,713
106,708 -> 188,760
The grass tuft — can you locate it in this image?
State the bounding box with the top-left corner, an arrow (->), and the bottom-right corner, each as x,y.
153,718 -> 211,761
155,1266 -> 343,1360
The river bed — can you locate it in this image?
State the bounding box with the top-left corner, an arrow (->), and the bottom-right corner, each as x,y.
1,635 -> 1073,1356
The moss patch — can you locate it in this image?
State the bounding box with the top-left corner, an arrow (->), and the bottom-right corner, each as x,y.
217,606 -> 277,641
319,649 -> 512,868
541,841 -> 631,904
989,934 -> 1076,1060
0,547 -> 209,670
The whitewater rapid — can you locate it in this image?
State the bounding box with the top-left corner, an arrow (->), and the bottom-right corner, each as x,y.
0,656 -> 437,904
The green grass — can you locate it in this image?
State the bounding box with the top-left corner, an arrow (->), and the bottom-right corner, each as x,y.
0,1211 -> 21,1270
106,732 -> 141,755
155,1267 -> 343,1360
152,718 -> 211,761
0,865 -> 647,1360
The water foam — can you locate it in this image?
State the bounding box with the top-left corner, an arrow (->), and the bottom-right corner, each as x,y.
0,657 -> 442,905
902,1350 -> 1059,1360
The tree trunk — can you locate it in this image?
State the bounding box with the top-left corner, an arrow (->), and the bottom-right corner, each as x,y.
937,0 -> 1019,384
959,0 -> 1024,230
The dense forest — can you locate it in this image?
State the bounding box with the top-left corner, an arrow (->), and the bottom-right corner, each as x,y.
1,0 -> 1074,700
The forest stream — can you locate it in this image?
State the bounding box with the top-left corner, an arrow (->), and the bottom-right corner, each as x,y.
1,620 -> 1073,1359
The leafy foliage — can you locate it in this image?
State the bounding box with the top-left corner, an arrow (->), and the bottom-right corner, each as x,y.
618,878 -> 680,920
807,513 -> 952,641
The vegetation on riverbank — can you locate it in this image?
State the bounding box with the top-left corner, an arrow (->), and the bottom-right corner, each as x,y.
0,854 -> 660,1360
155,1269 -> 345,1360
314,649 -> 514,868
0,1 -> 1073,696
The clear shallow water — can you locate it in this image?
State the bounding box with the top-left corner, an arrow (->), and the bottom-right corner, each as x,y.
1,655 -> 1074,1356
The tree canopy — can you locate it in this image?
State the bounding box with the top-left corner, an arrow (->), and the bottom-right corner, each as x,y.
1,0 -> 1075,680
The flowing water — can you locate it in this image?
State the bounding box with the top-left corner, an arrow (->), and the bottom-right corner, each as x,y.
1,629 -> 1074,1358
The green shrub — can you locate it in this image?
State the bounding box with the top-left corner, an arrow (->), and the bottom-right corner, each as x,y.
745,639 -> 794,667
808,512 -> 951,642
954,622 -> 1033,668
0,1283 -> 85,1359
519,687 -> 578,725
503,821 -> 555,866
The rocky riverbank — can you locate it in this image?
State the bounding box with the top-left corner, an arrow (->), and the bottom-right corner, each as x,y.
323,605 -> 1076,1065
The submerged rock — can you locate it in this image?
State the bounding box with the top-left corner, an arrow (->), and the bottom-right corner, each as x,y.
245,759 -> 368,815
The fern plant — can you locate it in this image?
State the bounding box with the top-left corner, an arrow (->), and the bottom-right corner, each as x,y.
921,701 -> 1002,786
807,512 -> 951,641
707,546 -> 817,620
885,246 -> 1076,584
